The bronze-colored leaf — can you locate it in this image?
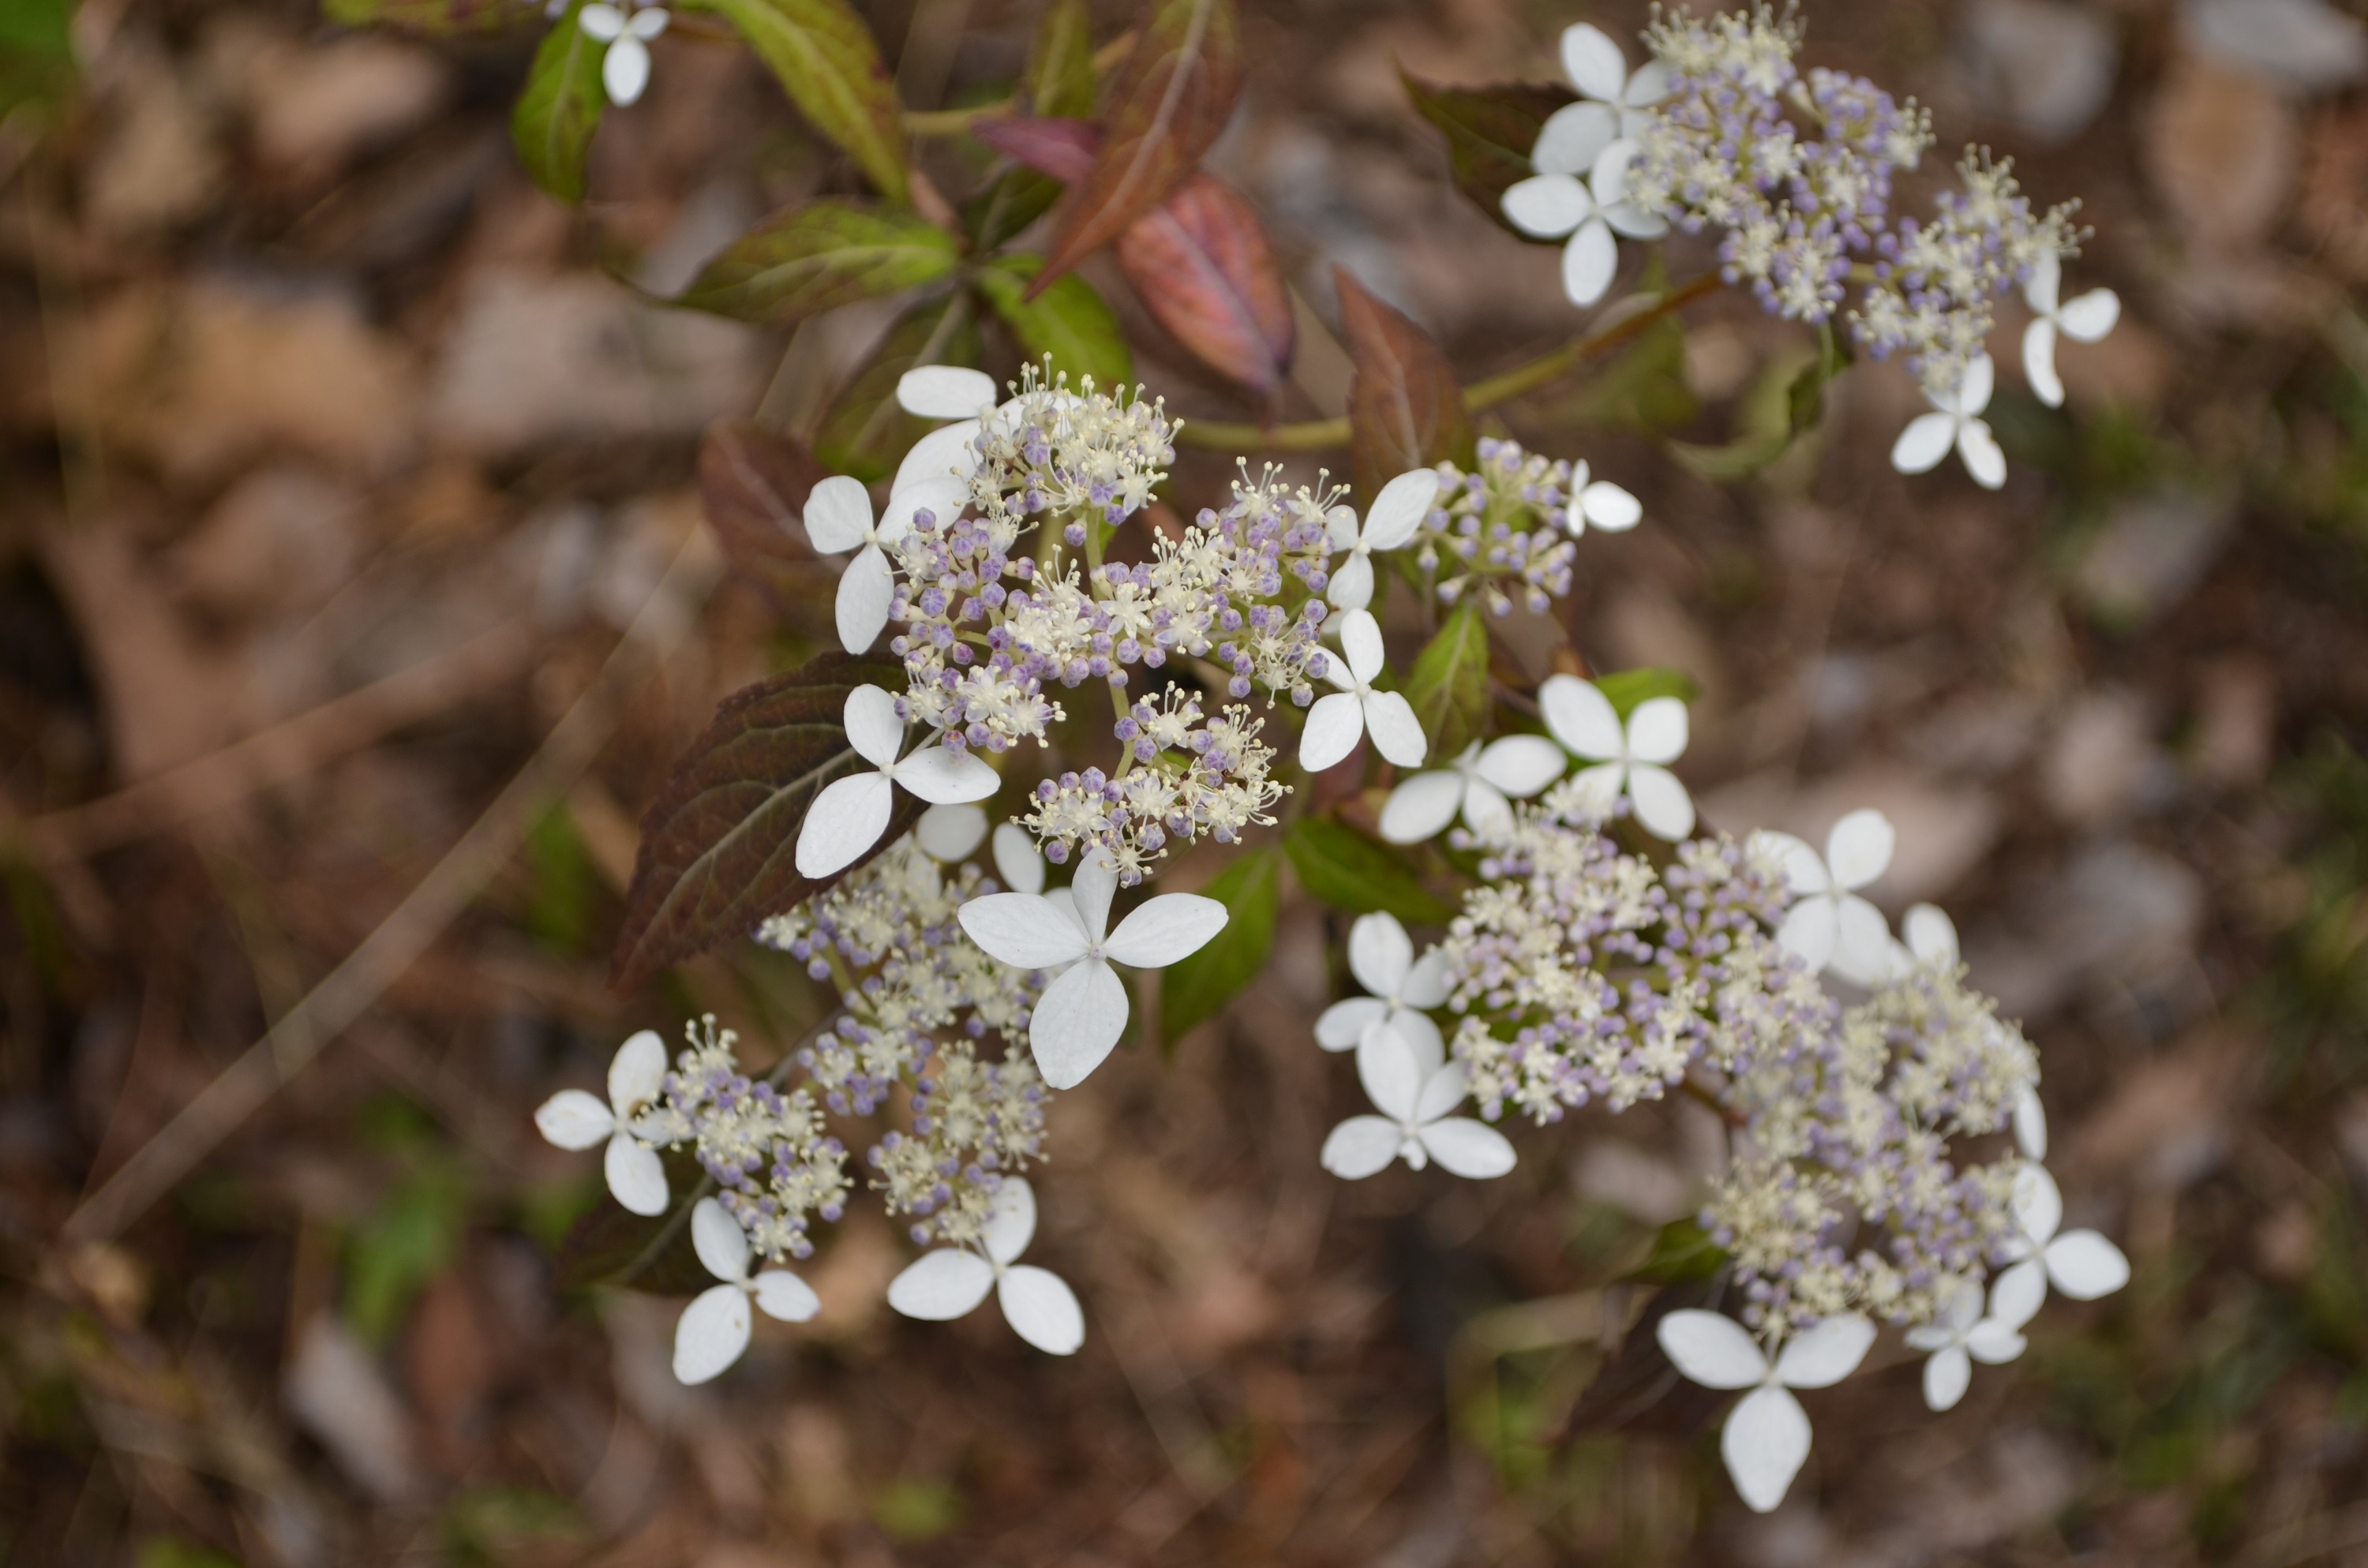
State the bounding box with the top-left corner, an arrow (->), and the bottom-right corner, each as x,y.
1335,264 -> 1475,500
1554,1274 -> 1734,1443
610,653 -> 923,990
1115,174 -> 1294,392
1033,0 -> 1244,294
553,1149 -> 714,1294
698,421 -> 823,606
1401,72 -> 1576,232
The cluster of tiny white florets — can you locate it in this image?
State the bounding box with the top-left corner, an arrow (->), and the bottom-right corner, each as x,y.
755,836 -> 1047,1248
1626,5 -> 2076,396
628,1016 -> 854,1263
1417,440 -> 1586,616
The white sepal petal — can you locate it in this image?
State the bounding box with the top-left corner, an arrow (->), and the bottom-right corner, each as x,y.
673,1285 -> 753,1384
535,1090 -> 615,1151
1656,1309 -> 1769,1390
753,1270 -> 821,1322
1722,1383 -> 1813,1514
691,1197 -> 750,1283
1103,894 -> 1227,967
795,773 -> 894,878
605,1135 -> 669,1216
897,365 -> 998,420
1418,1117 -> 1517,1178
1320,1116 -> 1404,1179
982,1176 -> 1038,1266
998,1266 -> 1085,1355
1029,958 -> 1130,1089
886,1249 -> 995,1319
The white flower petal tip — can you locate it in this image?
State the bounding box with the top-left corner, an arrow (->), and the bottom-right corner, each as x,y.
1322,1024 -> 1509,1182
897,365 -> 999,420
1894,354 -> 2009,488
1538,675 -> 1695,839
795,688 -> 997,879
665,1198 -> 822,1383
1768,809 -> 1899,982
1658,1310 -> 1872,1512
541,1031 -> 673,1211
888,1179 -> 1083,1353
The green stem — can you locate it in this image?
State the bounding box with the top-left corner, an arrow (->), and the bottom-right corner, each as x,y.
1174,271 -> 1729,453
902,31 -> 1140,135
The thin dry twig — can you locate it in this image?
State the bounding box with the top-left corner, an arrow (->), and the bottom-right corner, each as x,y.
59,533 -> 721,1244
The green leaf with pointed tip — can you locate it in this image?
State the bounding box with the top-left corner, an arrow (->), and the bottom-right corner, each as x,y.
699,0 -> 909,202
976,253 -> 1133,391
1593,666 -> 1702,720
1283,818 -> 1456,926
816,294 -> 983,483
1404,597 -> 1492,760
678,199 -> 961,324
1159,844 -> 1281,1046
511,3 -> 606,203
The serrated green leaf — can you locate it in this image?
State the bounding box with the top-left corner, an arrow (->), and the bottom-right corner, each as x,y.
511,4 -> 606,203
1404,598 -> 1491,759
815,296 -> 983,481
1159,845 -> 1281,1045
1620,1217 -> 1726,1285
1593,666 -> 1703,720
976,254 -> 1133,391
678,199 -> 961,324
1283,818 -> 1456,926
697,0 -> 907,201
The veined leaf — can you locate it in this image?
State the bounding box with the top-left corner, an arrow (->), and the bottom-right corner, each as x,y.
1115,174 -> 1293,392
699,421 -> 825,605
1594,666 -> 1703,720
1159,844 -> 1282,1044
553,1149 -> 714,1293
815,294 -> 983,482
511,3 -> 606,203
1036,0 -> 1243,291
326,0 -> 545,33
976,254 -> 1133,391
699,0 -> 909,202
1283,818 -> 1456,926
1028,0 -> 1099,118
1401,73 -> 1576,231
1336,264 -> 1475,502
1404,598 -> 1491,759
611,653 -> 924,989
677,199 -> 960,324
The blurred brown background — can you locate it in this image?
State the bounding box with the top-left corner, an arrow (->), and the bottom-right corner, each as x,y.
6,0 -> 2368,1562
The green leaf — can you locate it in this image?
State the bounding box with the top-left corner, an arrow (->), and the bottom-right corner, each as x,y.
1560,315 -> 1696,432
324,0 -> 545,34
1159,845 -> 1281,1044
1404,597 -> 1491,759
1335,264 -> 1475,501
343,1160 -> 467,1345
698,0 -> 908,202
677,199 -> 961,324
0,0 -> 73,118
976,254 -> 1133,390
1593,666 -> 1702,720
1399,73 -> 1575,232
815,294 -> 982,481
1283,818 -> 1456,926
1027,0 -> 1098,118
510,3 -> 606,204
1667,323 -> 1851,482
1620,1217 -> 1727,1285
609,652 -> 924,989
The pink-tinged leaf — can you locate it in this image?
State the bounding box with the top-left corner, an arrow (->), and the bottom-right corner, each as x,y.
1033,0 -> 1245,295
611,653 -> 924,990
1116,174 -> 1294,391
697,421 -> 823,607
1335,265 -> 1475,500
971,116 -> 1101,183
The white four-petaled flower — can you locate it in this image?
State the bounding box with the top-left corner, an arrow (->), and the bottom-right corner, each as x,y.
1890,353 -> 2006,490
1327,469 -> 1439,611
1903,1280 -> 2027,1412
1564,458 -> 1644,536
1538,675 -> 1695,840
957,852 -> 1226,1088
1532,22 -> 1671,178
796,687 -> 999,879
1300,609 -> 1428,773
672,1198 -> 821,1384
1656,1310 -> 1876,1513
886,1177 -> 1085,1355
1990,1163 -> 2130,1328
1378,734 -> 1567,844
1314,911 -> 1451,1068
534,1029 -> 670,1216
578,2 -> 669,107
1320,1022 -> 1516,1180
804,473 -> 968,654
1753,808 -> 1897,986
2021,253 -> 2119,409
1502,141 -> 1668,309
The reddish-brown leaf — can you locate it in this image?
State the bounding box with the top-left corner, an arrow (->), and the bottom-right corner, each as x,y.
1400,72 -> 1577,231
1335,265 -> 1475,500
971,115 -> 1100,182
610,653 -> 923,990
1116,174 -> 1294,392
1032,0 -> 1245,295
698,421 -> 823,607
